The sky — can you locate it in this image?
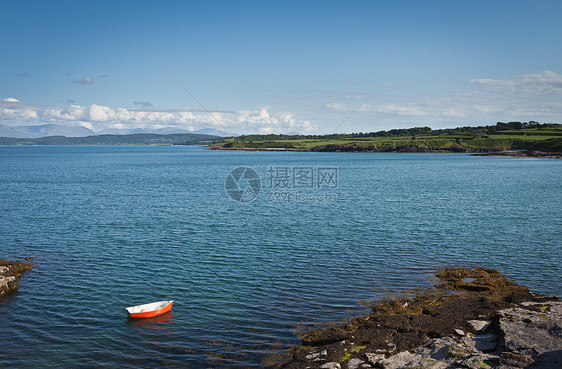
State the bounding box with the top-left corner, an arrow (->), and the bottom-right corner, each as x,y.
1,0 -> 562,135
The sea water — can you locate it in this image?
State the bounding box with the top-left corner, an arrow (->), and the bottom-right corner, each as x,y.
0,146 -> 560,367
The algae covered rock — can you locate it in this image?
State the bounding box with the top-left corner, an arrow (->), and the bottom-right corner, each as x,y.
0,259 -> 33,297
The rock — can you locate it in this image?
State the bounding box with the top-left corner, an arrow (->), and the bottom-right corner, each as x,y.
370,336 -> 499,368
276,268 -> 561,369
413,337 -> 457,361
448,343 -> 475,360
471,334 -> 499,353
347,358 -> 367,369
378,351 -> 415,369
320,362 -> 341,369
454,353 -> 500,368
499,301 -> 562,355
365,353 -> 385,366
467,319 -> 490,333
0,275 -> 18,295
462,333 -> 498,353
0,259 -> 33,298
306,349 -> 327,361
454,329 -> 465,336
386,342 -> 396,353
498,351 -> 535,368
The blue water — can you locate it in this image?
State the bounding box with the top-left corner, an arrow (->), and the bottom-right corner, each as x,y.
0,146 -> 560,368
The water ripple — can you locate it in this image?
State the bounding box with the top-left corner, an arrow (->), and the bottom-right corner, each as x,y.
0,147 -> 560,368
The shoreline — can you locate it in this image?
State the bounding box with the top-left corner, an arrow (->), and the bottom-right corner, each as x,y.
471,150 -> 562,159
208,146 -> 562,158
272,267 -> 561,369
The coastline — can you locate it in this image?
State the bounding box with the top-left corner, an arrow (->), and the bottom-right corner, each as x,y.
471,150 -> 562,159
208,146 -> 562,158
272,267 -> 561,369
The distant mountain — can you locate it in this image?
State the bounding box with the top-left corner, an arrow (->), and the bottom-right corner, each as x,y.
0,133 -> 219,146
0,124 -> 95,138
0,124 -> 25,137
0,123 -> 236,139
99,127 -> 234,136
192,128 -> 235,137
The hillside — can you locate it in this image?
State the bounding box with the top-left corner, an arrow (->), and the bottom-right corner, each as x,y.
210,121 -> 562,153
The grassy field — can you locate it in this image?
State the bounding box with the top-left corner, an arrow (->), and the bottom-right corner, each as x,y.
211,122 -> 562,152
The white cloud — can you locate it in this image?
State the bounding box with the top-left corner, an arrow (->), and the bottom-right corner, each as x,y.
471,70 -> 562,94
0,106 -> 39,120
0,99 -> 316,134
1,99 -> 39,120
236,108 -> 315,133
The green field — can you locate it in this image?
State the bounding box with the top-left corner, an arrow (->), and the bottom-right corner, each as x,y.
211,122 -> 562,152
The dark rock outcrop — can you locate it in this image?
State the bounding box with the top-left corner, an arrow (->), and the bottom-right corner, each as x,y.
275,267 -> 561,369
0,259 -> 33,297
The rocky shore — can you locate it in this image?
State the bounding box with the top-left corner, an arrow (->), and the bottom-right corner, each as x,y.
0,259 -> 33,298
275,268 -> 561,369
208,146 -> 561,158
471,150 -> 562,159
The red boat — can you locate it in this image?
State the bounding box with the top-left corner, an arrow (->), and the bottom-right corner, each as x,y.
125,300 -> 173,319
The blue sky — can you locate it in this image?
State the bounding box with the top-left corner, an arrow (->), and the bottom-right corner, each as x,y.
1,0 -> 561,134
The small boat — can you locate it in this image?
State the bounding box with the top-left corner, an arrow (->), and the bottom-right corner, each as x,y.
125,300 -> 173,319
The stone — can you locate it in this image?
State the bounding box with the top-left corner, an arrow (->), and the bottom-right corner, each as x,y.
365,353 -> 385,366
278,267 -> 562,369
454,353 -> 500,368
471,334 -> 499,353
378,351 -> 415,369
467,319 -> 490,333
498,351 -> 534,368
320,362 -> 341,369
306,349 -> 327,361
0,260 -> 33,298
0,276 -> 18,296
499,302 -> 562,355
454,329 -> 465,336
347,358 -> 366,369
413,337 -> 458,361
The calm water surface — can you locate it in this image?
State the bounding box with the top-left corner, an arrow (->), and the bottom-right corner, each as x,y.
0,146 -> 560,368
